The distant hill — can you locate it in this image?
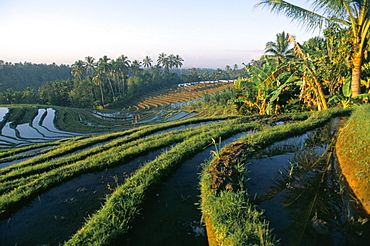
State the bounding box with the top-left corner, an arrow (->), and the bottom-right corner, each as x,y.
0,61 -> 72,92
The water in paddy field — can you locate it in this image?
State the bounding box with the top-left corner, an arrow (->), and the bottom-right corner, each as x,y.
117,131 -> 253,246
0,148 -> 167,246
245,119 -> 370,246
0,107 -> 82,148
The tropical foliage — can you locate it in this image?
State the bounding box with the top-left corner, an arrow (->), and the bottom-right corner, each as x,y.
0,61 -> 72,92
1,54 -> 247,108
228,24 -> 370,114
256,0 -> 370,97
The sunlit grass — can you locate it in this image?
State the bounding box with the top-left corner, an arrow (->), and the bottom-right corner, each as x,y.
336,104 -> 370,213
199,108 -> 352,245
64,120 -> 258,246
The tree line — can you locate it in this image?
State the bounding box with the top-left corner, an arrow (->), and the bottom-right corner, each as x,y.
0,61 -> 72,92
0,54 -> 246,107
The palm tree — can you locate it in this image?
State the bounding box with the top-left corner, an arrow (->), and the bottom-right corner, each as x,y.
167,54 -> 176,69
157,53 -> 167,68
93,74 -> 105,106
96,56 -> 114,100
143,56 -> 153,68
116,55 -> 131,95
264,31 -> 294,64
85,56 -> 95,76
174,55 -> 184,68
71,60 -> 85,80
256,0 -> 370,96
130,60 -> 142,75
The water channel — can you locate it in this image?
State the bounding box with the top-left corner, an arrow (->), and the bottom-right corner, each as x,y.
245,119 -> 370,246
116,131 -> 252,246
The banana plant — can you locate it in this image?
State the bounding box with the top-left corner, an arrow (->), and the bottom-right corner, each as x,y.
329,76 -> 370,108
230,57 -> 298,115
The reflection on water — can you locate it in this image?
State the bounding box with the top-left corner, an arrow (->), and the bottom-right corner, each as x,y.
0,107 -> 8,122
0,107 -> 82,147
245,119 -> 370,246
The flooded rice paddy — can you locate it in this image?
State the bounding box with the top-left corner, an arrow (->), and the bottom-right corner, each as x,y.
0,149 -> 166,245
245,119 -> 370,246
119,131 -> 252,246
0,107 -> 81,148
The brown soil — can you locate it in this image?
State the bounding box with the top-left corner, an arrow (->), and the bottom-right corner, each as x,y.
207,141 -> 249,193
336,120 -> 370,215
205,141 -> 250,246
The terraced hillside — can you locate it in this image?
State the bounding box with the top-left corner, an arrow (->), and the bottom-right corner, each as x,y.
0,81 -> 233,148
1,83 -> 369,246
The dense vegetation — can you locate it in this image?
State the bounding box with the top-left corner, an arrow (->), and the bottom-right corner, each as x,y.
1,1 -> 370,245
0,61 -> 72,92
0,54 -> 246,108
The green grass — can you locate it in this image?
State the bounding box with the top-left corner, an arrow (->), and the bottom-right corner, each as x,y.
199,108 -> 352,246
64,120 -> 260,246
0,115 -> 260,220
336,104 -> 370,212
337,104 -> 370,168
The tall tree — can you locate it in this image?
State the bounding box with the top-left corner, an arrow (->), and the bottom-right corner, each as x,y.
157,53 -> 167,68
168,54 -> 176,69
256,0 -> 370,96
264,31 -> 294,64
95,56 -> 113,103
174,54 -> 184,68
130,60 -> 142,75
71,60 -> 85,80
85,56 -> 95,76
143,56 -> 153,68
116,55 -> 131,95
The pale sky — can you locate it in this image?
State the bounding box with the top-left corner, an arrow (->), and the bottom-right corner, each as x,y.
0,0 -> 321,69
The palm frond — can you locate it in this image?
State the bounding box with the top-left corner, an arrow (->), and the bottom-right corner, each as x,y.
255,0 -> 333,31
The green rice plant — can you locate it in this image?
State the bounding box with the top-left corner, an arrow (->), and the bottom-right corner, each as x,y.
0,115 -> 237,178
0,123 -> 215,195
64,121 -> 258,245
0,118 -> 256,219
199,108 -> 352,245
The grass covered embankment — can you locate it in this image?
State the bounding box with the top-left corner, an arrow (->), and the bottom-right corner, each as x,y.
336,104 -> 370,214
200,108 -> 352,246
0,116 -> 241,220
64,119 -> 260,245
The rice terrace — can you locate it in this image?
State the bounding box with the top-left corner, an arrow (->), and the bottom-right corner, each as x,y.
2,1 -> 370,245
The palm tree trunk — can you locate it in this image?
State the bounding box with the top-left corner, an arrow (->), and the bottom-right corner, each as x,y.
99,84 -> 105,106
351,52 -> 362,97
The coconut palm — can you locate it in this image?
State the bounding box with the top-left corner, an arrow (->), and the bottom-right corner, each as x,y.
167,54 -> 176,69
130,60 -> 142,76
174,54 -> 184,68
116,55 -> 131,95
264,31 -> 294,64
157,53 -> 167,68
71,60 -> 85,80
85,56 -> 95,76
143,56 -> 153,68
95,56 -> 114,101
256,0 -> 370,96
